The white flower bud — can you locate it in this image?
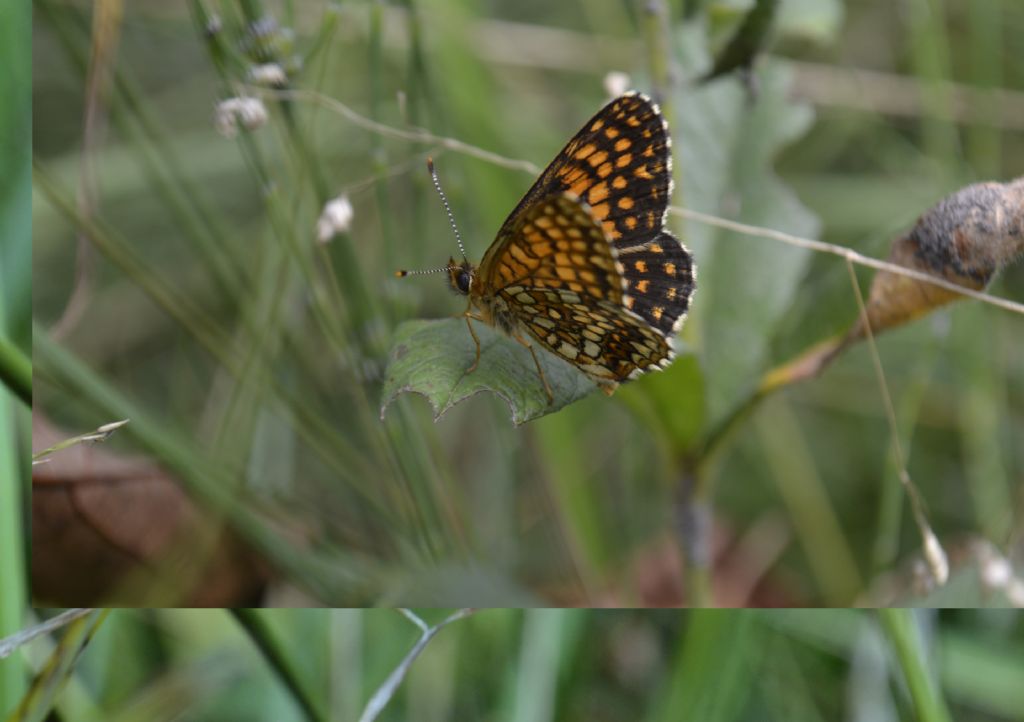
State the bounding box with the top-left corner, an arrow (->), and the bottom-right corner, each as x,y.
215,97 -> 268,138
317,194 -> 354,242
604,71 -> 632,99
248,63 -> 287,86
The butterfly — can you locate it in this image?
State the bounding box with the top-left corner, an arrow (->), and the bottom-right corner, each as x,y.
399,92 -> 696,403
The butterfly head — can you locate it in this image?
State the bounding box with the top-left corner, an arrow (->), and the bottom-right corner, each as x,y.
447,257 -> 475,296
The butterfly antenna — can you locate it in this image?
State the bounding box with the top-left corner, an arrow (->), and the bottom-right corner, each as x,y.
394,264 -> 450,278
426,157 -> 469,262
395,156 -> 468,276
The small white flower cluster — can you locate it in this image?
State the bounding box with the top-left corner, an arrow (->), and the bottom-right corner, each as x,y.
248,63 -> 287,86
214,97 -> 268,138
317,194 -> 354,242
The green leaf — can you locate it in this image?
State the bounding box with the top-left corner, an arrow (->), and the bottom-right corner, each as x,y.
380,319 -> 597,425
672,24 -> 820,425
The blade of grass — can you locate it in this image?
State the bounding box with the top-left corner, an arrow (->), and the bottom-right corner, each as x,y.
0,0 -> 31,708
232,609 -> 329,722
9,610 -> 110,722
878,609 -> 954,722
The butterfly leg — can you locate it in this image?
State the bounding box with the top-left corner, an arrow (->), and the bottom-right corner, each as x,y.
462,311 -> 484,374
511,334 -> 554,405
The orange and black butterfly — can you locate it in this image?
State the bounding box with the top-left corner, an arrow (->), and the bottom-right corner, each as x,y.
400,92 -> 696,402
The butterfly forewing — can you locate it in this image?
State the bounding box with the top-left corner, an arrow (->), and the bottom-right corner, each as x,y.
480,193 -> 623,302
617,233 -> 696,336
496,92 -> 674,248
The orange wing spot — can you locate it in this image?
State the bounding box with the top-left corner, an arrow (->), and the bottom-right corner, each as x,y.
588,182 -> 609,204
651,306 -> 664,320
590,202 -> 610,221
604,126 -> 620,139
642,146 -> 655,157
509,244 -> 532,264
626,115 -> 641,127
548,227 -> 565,240
634,260 -> 648,273
597,162 -> 613,178
566,227 -> 583,239
578,269 -> 598,283
590,119 -> 604,132
602,220 -> 621,240
616,153 -> 633,168
561,166 -> 587,184
664,262 -> 676,276
571,240 -> 589,252
635,279 -> 650,293
612,175 -> 628,190
624,216 -> 638,230
555,266 -> 576,281
666,287 -> 677,300
576,143 -> 598,160
614,138 -> 632,152
635,164 -> 653,180
650,243 -> 663,253
568,282 -> 584,293
642,128 -> 652,138
617,196 -> 634,210
624,296 -> 635,309
588,150 -> 609,167
554,252 -> 571,266
534,242 -> 553,256
534,215 -> 553,229
647,210 -> 658,227
570,178 -> 591,197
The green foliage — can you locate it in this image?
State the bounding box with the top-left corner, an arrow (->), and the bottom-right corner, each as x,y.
6,609 -> 1024,722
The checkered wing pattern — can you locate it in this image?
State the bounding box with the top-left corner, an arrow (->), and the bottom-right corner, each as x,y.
486,92 -> 694,340
483,193 -> 673,383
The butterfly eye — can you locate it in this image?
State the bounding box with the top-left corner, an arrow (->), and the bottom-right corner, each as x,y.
456,270 -> 471,294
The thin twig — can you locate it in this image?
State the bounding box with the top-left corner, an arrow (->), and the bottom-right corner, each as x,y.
258,88 -> 542,175
845,258 -> 948,586
358,609 -> 474,722
672,207 -> 1024,317
0,609 -> 94,660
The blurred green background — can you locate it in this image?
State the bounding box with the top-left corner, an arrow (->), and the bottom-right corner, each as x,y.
31,0 -> 1024,606
7,608 -> 1024,722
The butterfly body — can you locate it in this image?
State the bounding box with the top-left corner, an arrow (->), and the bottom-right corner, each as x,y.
437,92 -> 695,400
